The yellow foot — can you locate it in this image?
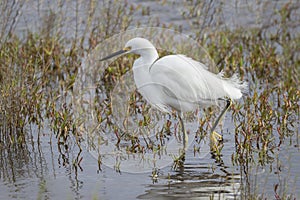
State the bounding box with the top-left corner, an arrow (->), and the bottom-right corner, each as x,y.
210,131 -> 223,153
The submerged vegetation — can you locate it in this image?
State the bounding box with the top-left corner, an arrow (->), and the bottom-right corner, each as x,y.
0,0 -> 299,199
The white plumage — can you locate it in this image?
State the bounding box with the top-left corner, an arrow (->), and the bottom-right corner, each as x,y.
124,38 -> 247,113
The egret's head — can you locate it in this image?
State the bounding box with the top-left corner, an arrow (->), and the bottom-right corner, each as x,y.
124,37 -> 155,55
100,37 -> 157,61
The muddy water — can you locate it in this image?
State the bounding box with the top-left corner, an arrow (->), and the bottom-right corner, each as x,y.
1,0 -> 300,199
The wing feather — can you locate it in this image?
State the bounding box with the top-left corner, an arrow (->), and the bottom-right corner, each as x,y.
149,55 -> 246,112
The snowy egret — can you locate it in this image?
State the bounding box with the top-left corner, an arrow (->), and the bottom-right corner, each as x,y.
100,37 -> 247,153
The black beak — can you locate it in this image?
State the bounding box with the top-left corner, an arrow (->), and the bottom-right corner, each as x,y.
100,49 -> 128,61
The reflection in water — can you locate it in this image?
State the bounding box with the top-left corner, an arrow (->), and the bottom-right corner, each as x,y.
138,149 -> 241,200
0,131 -> 50,199
0,126 -> 299,199
0,126 -> 84,200
0,124 -> 242,200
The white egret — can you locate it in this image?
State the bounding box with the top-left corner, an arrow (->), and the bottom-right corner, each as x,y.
100,37 -> 247,154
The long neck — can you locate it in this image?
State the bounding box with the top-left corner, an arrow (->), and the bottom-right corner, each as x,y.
134,48 -> 159,67
132,48 -> 158,101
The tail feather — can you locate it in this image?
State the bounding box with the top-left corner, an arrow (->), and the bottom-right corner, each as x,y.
222,73 -> 248,99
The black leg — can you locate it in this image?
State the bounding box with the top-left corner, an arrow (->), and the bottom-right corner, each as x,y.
211,99 -> 232,133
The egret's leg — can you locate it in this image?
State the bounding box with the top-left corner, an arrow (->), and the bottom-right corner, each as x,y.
210,99 -> 232,150
178,113 -> 188,152
171,113 -> 187,169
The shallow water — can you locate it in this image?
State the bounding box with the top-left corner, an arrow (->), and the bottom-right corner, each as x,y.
0,122 -> 243,199
1,0 -> 300,199
1,115 -> 298,199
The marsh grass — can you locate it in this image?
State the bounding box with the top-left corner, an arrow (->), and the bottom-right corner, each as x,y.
0,0 -> 137,178
0,0 -> 299,199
